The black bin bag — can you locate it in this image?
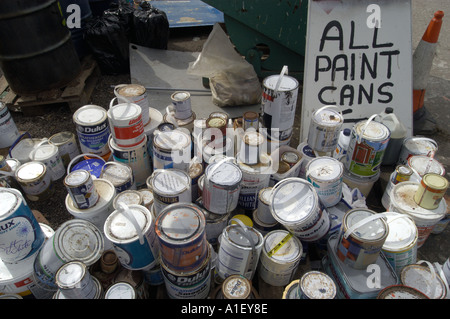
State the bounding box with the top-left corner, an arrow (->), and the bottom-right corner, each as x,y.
132,1 -> 169,49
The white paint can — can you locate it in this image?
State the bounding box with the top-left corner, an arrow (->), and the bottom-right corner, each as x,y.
398,137 -> 438,165
29,143 -> 65,181
258,230 -> 302,286
108,97 -> 145,148
152,129 -> 191,171
55,260 -> 100,299
100,161 -> 136,193
306,156 -> 344,207
48,131 -> 80,168
104,282 -> 137,299
15,161 -> 54,201
114,84 -> 150,126
255,187 -> 277,225
407,155 -> 445,182
170,91 -> 192,120
307,105 -> 343,153
202,161 -> 242,215
64,169 -> 99,210
401,262 -> 448,299
0,102 -> 20,149
238,131 -> 265,165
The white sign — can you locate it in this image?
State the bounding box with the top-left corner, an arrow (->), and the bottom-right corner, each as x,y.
300,0 -> 413,141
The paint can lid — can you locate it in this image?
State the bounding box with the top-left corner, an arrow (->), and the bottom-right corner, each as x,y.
138,188 -> 154,207
422,173 -> 448,190
105,282 -> 136,299
117,84 -> 145,97
74,105 -> 107,124
404,137 -> 437,153
263,230 -> 302,263
0,188 -> 20,219
171,91 -> 190,101
343,209 -> 387,241
106,205 -> 151,242
54,219 -> 104,265
382,213 -> 417,251
313,107 -> 343,124
258,187 -> 273,206
56,261 -> 87,289
65,169 -> 90,187
355,120 -> 390,140
400,264 -> 446,299
263,74 -> 299,91
153,130 -> 191,150
30,144 -> 58,161
15,161 -> 46,181
222,274 -> 252,299
101,162 -> 133,186
300,271 -> 336,299
109,102 -> 141,120
113,190 -> 143,209
205,161 -> 242,186
377,285 -> 430,299
306,156 -> 343,181
151,169 -> 191,194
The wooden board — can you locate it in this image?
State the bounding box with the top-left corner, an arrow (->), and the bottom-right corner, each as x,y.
300,0 -> 413,141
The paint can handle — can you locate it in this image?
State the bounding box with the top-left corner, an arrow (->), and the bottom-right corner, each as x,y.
165,105 -> 179,128
67,153 -> 105,176
274,65 -> 289,94
113,84 -> 133,103
8,131 -> 31,158
109,97 -> 138,122
417,260 -> 438,299
343,211 -> 389,239
117,202 -> 145,245
357,113 -> 380,144
101,161 -> 135,185
230,218 -> 256,253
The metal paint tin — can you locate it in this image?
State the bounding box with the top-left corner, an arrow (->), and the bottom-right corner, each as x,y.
297,141 -> 316,179
163,111 -> 196,134
108,134 -> 151,187
221,274 -> 252,299
55,260 -> 99,299
64,169 -> 99,210
0,188 -> 46,263
0,101 -> 20,149
202,161 -> 242,215
307,105 -> 343,153
195,197 -> 229,246
401,262 -> 447,299
342,166 -> 380,198
108,98 -> 145,148
100,162 -> 136,193
155,203 -> 208,272
261,74 -> 299,141
391,164 -> 413,184
282,279 -> 300,299
153,129 -> 191,171
414,173 -> 448,210
147,168 -> 192,216
270,177 -> 329,242
336,209 -> 389,270
53,277 -> 102,299
32,219 -> 104,291
408,155 -> 445,182
216,223 -> 264,280
237,153 -> 272,210
390,181 -> 447,248
398,137 -> 438,165
377,285 -> 429,299
258,230 -> 302,286
252,209 -> 279,237
323,234 -> 399,299
113,190 -> 143,210
138,188 -> 154,212
306,156 -> 343,208
243,111 -> 259,131
255,187 -> 277,225
170,91 -> 192,120
104,282 -> 137,299
298,271 -> 336,299
345,118 -> 390,177
48,131 -> 80,168
189,161 -> 203,202
161,243 -> 211,299
104,204 -> 159,270
114,84 -> 150,126
381,213 -> 418,276
29,143 -> 65,181
281,151 -> 300,168
15,161 -> 54,201
238,131 -> 265,165
73,104 -> 111,157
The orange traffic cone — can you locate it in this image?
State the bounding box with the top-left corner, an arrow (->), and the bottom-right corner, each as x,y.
412,11 -> 444,134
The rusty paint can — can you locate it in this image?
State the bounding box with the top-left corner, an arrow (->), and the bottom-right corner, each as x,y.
377,285 -> 429,299
298,271 -> 337,299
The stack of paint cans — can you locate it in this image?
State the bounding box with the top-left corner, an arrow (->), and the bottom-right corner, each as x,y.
163,91 -> 196,133
155,203 -> 211,299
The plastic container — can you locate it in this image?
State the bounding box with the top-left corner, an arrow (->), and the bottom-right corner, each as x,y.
378,107 -> 407,165
332,128 -> 351,160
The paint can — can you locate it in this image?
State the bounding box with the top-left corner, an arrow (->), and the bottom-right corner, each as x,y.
64,169 -> 99,210
0,102 -> 20,149
15,161 -> 54,201
345,116 -> 390,177
55,260 -> 100,299
281,150 -> 301,168
202,161 -> 242,215
153,129 -> 191,171
155,203 -> 208,272
113,190 -> 143,210
296,141 -> 316,179
48,131 -> 80,167
163,111 -> 196,134
104,203 -> 159,270
68,153 -> 106,178
298,271 -> 336,299
377,285 -> 430,299
73,104 -> 111,158
238,131 -> 265,165
306,156 -> 343,207
392,165 -> 414,184
408,155 -> 445,182
252,209 -> 279,237
261,74 -> 299,141
307,105 -> 343,153
282,280 -> 301,299
108,134 -> 151,187
381,213 -> 418,276
0,188 -> 46,263
414,173 -> 448,210
143,262 -> 164,287
400,261 -> 447,299
138,188 -> 154,212
342,167 -> 380,198
243,111 -> 259,131
100,162 -> 136,193
161,243 -> 211,299
336,209 -> 389,270
108,97 -> 145,148
221,274 -> 253,299
189,160 -> 203,201
195,197 -> 229,246
104,282 -> 137,299
257,230 -> 302,286
237,152 -> 272,210
390,181 -> 447,248
32,219 -> 104,292
170,91 -> 192,120
114,84 -> 150,126
28,143 -> 66,181
147,168 -> 192,216
255,187 -> 277,225
398,137 -> 438,165
113,267 -> 150,299
270,177 -> 329,242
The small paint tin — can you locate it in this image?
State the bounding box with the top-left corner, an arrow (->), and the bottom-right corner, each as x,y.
147,168 -> 192,216
391,165 -> 413,184
113,190 -> 143,210
108,98 -> 145,148
206,115 -> 227,139
222,274 -> 252,299
377,285 -> 429,299
0,188 -> 46,263
401,263 -> 447,299
100,162 -> 135,193
104,282 -> 137,299
296,141 -> 316,179
414,173 -> 448,210
307,105 -> 343,153
152,129 -> 191,171
15,161 -> 54,201
55,260 -> 99,299
64,169 -> 99,210
257,230 -> 303,286
298,271 -> 337,299
170,91 -> 192,120
306,156 -> 343,208
398,137 -> 438,165
336,209 -> 389,270
238,131 -> 265,165
104,204 -> 159,270
255,187 -> 277,225
114,84 -> 150,126
48,131 -> 80,167
155,203 -> 208,272
281,151 -> 300,168
243,111 -> 259,131
202,161 -> 242,215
